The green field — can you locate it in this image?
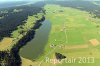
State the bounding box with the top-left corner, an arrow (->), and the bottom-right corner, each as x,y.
37,4 -> 100,66
0,3 -> 100,66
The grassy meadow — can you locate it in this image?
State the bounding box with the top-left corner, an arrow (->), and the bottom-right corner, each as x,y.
38,4 -> 100,66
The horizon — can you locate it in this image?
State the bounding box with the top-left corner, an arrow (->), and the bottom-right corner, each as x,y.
0,0 -> 100,2
0,0 -> 43,3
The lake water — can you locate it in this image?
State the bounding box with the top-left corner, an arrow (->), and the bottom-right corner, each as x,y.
19,20 -> 51,60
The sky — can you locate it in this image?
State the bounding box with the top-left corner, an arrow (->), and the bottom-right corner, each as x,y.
0,0 -> 43,2
0,0 -> 100,2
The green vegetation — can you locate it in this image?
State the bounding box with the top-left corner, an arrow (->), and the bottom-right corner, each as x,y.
13,9 -> 23,13
92,1 -> 100,6
38,4 -> 100,66
0,12 -> 44,51
0,2 -> 100,66
0,10 -> 8,14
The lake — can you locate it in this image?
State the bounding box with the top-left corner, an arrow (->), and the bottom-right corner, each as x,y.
19,20 -> 51,60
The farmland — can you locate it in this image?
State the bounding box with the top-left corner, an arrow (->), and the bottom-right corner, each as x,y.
0,1 -> 100,66
37,4 -> 100,66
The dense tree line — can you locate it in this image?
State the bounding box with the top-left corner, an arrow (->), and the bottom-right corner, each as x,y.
12,15 -> 45,50
0,1 -> 29,8
0,50 -> 21,66
46,1 -> 100,18
0,15 -> 45,66
55,52 -> 66,61
0,2 -> 45,40
0,2 -> 45,66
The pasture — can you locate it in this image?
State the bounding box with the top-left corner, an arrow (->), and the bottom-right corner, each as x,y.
38,4 -> 100,66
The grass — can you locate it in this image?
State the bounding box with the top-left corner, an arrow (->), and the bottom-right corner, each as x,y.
37,4 -> 100,66
21,57 -> 39,66
0,37 -> 13,50
0,12 -> 44,51
0,3 -> 100,66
